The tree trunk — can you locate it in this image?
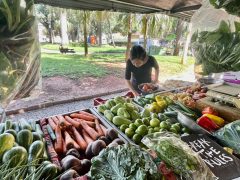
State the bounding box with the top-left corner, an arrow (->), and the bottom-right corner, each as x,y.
107,19 -> 115,48
83,11 -> 88,56
173,19 -> 184,56
125,14 -> 132,61
48,27 -> 53,43
181,23 -> 192,65
97,12 -> 102,46
143,15 -> 148,49
60,9 -> 69,45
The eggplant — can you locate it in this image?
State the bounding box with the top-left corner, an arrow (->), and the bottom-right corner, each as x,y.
61,155 -> 82,172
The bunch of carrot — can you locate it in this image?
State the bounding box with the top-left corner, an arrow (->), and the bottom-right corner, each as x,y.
47,111 -> 107,154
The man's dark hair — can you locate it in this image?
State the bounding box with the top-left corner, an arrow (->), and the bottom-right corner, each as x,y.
130,45 -> 147,61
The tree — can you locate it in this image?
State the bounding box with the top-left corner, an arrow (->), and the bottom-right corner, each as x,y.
60,9 -> 69,45
83,11 -> 91,56
141,14 -> 148,49
173,19 -> 184,56
96,11 -> 103,46
36,5 -> 57,43
181,23 -> 192,64
126,14 -> 132,60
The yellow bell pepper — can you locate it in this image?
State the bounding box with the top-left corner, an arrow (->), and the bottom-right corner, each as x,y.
203,114 -> 225,127
157,100 -> 166,109
150,102 -> 161,113
155,95 -> 163,102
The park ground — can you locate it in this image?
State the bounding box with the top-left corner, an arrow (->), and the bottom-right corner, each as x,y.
6,44 -> 195,112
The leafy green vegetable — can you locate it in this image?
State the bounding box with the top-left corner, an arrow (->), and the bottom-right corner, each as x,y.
191,20 -> 240,74
210,0 -> 240,17
89,144 -> 160,180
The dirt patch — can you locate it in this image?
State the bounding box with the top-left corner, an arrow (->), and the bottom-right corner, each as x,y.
7,75 -> 127,111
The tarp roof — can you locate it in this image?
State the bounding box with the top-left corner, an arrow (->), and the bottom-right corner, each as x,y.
35,0 -> 202,21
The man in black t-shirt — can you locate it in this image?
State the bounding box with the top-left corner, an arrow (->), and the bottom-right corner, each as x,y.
125,45 -> 159,97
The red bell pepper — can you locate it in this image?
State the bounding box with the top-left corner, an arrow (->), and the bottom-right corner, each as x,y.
197,116 -> 219,131
159,162 -> 177,180
202,107 -> 218,116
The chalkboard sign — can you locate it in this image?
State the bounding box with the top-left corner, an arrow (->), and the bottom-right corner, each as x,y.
181,134 -> 240,180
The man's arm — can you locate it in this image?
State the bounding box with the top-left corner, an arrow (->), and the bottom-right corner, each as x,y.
126,80 -> 139,97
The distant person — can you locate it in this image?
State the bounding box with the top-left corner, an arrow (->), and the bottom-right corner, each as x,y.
125,45 -> 159,97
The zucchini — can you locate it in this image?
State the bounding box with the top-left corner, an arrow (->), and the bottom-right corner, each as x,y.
17,129 -> 33,151
32,132 -> 42,142
2,146 -> 28,168
36,124 -> 44,138
19,118 -> 32,131
4,129 -> 17,140
0,123 -> 5,134
46,124 -> 56,141
0,133 -> 15,158
5,120 -> 12,130
31,120 -> 36,132
12,122 -> 20,132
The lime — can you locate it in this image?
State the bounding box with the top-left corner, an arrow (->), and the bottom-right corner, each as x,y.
171,124 -> 181,132
150,118 -> 160,128
120,124 -> 128,132
151,113 -> 158,119
129,123 -> 137,130
159,128 -> 166,132
142,118 -> 150,126
134,119 -> 143,127
154,127 -> 160,132
125,128 -> 135,138
148,128 -> 155,134
136,125 -> 148,136
160,121 -> 169,130
132,134 -> 142,144
170,127 -> 179,134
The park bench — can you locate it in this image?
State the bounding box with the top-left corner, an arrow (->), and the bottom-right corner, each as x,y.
59,46 -> 75,54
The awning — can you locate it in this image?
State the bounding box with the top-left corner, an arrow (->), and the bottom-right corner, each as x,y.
34,0 -> 202,21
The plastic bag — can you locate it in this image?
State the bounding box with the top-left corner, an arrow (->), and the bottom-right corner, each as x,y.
213,120 -> 240,154
0,0 -> 40,109
142,132 -> 216,180
190,0 -> 240,75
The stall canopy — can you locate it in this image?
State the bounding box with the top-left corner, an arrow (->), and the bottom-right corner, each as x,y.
34,0 -> 202,21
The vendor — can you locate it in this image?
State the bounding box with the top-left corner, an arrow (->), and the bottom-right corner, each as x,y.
125,45 -> 159,97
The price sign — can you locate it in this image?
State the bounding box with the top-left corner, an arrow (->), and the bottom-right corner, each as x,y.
181,134 -> 240,180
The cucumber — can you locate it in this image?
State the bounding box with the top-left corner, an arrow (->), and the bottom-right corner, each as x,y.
5,129 -> 17,140
32,132 -> 42,142
12,122 -> 20,132
5,120 -> 12,130
2,146 -> 28,168
19,118 -> 32,131
36,124 -> 44,138
0,123 -> 5,134
17,129 -> 33,151
112,116 -> 131,126
40,163 -> 59,180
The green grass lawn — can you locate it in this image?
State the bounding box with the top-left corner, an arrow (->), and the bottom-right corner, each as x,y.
41,52 -> 195,79
41,43 -> 126,53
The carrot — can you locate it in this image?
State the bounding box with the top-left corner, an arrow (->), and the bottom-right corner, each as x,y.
100,124 -> 107,136
57,115 -> 72,129
48,117 -> 57,130
64,116 -> 81,128
82,130 -> 94,145
95,119 -> 104,136
80,121 -> 99,140
73,118 -> 95,128
79,111 -> 97,119
52,116 -> 60,125
73,138 -> 81,150
70,113 -> 95,122
72,127 -> 87,151
62,138 -> 67,154
54,125 -> 63,153
64,131 -> 75,150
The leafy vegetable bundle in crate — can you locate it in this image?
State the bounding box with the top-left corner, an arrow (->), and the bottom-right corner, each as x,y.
191,20 -> 240,75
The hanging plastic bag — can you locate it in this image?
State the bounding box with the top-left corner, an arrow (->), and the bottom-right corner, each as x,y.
142,132 -> 216,180
213,120 -> 240,154
190,0 -> 240,75
0,0 -> 40,111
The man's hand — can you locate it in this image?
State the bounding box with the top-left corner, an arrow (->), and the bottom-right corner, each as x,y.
133,91 -> 140,97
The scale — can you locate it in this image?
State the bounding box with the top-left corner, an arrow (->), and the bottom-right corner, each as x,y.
206,83 -> 240,109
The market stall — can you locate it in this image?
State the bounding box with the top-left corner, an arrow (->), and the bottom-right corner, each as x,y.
1,0 -> 240,179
